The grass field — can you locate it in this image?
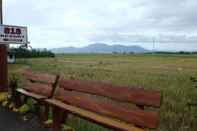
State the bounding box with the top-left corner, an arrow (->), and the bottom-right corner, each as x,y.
9,54 -> 197,131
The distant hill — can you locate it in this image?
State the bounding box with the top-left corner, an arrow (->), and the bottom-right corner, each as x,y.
51,43 -> 149,54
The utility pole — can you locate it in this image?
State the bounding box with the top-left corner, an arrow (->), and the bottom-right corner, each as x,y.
0,0 -> 8,91
152,37 -> 156,54
0,0 -> 2,23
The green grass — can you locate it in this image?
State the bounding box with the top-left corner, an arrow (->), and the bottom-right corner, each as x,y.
9,54 -> 197,131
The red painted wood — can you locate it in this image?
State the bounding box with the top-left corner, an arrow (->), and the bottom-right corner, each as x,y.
52,107 -> 62,131
59,79 -> 161,107
52,107 -> 66,131
55,89 -> 159,129
0,45 -> 8,91
49,75 -> 60,98
23,70 -> 56,85
23,82 -> 53,97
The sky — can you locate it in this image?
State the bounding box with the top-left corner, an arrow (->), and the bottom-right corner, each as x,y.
4,0 -> 197,51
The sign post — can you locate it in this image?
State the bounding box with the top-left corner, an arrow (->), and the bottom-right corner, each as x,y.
0,0 -> 28,91
0,0 -> 8,91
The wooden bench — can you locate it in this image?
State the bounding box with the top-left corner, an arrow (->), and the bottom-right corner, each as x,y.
12,70 -> 60,121
48,79 -> 162,131
11,70 -> 162,131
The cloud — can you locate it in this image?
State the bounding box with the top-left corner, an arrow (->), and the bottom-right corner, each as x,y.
3,0 -> 197,50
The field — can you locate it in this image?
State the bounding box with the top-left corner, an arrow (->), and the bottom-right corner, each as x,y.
9,54 -> 197,131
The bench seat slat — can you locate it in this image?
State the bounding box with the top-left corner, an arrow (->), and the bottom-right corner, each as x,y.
16,88 -> 46,100
55,89 -> 159,129
46,99 -> 144,131
59,80 -> 161,107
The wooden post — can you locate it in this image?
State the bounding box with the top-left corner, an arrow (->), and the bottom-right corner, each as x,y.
52,107 -> 62,131
52,107 -> 68,131
0,0 -> 8,91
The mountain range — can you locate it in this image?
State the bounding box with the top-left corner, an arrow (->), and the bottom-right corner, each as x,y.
51,43 -> 149,54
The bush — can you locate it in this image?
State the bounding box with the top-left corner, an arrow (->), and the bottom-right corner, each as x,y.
0,92 -> 8,103
189,77 -> 197,118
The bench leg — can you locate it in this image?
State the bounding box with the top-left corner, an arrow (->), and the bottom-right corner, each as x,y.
62,111 -> 68,124
36,102 -> 49,122
52,107 -> 69,131
39,103 -> 50,122
44,104 -> 50,121
52,106 -> 65,131
14,92 -> 22,108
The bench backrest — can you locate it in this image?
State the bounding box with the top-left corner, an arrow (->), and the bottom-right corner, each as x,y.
55,79 -> 162,129
22,70 -> 59,97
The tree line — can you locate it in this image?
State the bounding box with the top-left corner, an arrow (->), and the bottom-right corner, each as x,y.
9,48 -> 55,58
